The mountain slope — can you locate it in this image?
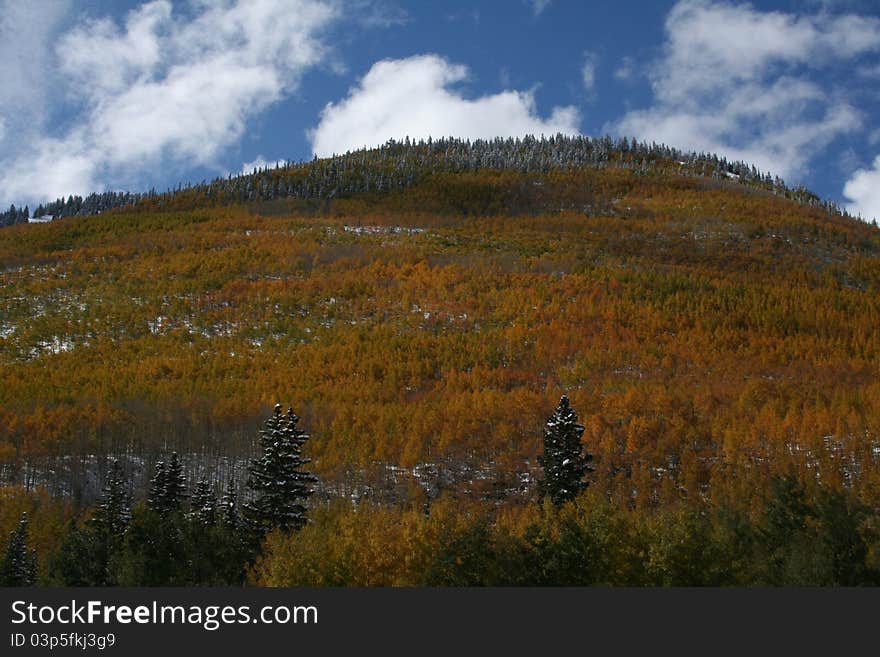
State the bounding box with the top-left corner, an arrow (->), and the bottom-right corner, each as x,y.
1,141 -> 879,511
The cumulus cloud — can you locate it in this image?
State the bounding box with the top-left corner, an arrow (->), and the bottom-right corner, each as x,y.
844,156 -> 880,221
613,0 -> 880,180
309,55 -> 580,156
0,0 -> 340,205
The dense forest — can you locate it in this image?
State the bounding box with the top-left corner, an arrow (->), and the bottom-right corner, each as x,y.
4,397 -> 878,586
2,137 -> 880,585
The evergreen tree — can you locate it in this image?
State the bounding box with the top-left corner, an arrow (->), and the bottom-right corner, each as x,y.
762,473 -> 810,547
48,520 -> 93,586
92,459 -> 132,537
49,460 -> 131,586
1,513 -> 37,586
244,404 -> 317,535
87,458 -> 132,583
147,459 -> 167,514
148,452 -> 187,517
191,477 -> 217,527
220,478 -> 240,529
165,452 -> 187,511
112,505 -> 189,586
537,396 -> 593,506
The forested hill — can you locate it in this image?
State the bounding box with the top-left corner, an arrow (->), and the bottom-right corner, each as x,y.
2,130 -> 880,500
4,133 -> 880,585
0,135 -> 851,227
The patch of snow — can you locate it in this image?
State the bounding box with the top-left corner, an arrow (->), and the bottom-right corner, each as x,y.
343,225 -> 426,236
148,316 -> 167,334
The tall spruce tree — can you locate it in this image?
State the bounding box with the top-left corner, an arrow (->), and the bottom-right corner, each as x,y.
1,513 -> 37,586
88,458 -> 131,583
244,404 -> 317,534
537,395 -> 593,506
165,452 -> 187,511
220,478 -> 240,529
92,459 -> 132,537
191,478 -> 217,527
147,459 -> 167,514
148,452 -> 187,517
51,459 -> 132,586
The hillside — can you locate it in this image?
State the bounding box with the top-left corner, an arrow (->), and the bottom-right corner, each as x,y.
3,139 -> 880,585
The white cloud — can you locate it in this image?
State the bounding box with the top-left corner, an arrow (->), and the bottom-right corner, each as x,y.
527,0 -> 552,17
241,156 -> 286,175
309,55 -> 580,156
581,52 -> 598,95
613,0 -> 880,180
0,0 -> 71,139
92,60 -> 283,166
58,1 -> 170,98
3,134 -> 98,206
843,155 -> 880,221
0,0 -> 340,205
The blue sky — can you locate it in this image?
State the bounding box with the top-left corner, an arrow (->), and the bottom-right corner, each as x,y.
1,0 -> 879,219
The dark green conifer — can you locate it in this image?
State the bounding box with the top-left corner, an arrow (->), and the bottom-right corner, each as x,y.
148,452 -> 187,517
191,477 -> 217,527
147,459 -> 167,514
244,404 -> 317,535
91,459 -> 132,536
1,513 -> 37,586
220,478 -> 240,529
537,395 -> 593,506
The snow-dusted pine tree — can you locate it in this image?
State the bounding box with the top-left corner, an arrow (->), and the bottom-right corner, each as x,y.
191,478 -> 217,527
537,395 -> 593,506
147,459 -> 167,514
220,478 -> 240,529
91,459 -> 132,537
1,513 -> 37,586
148,452 -> 187,517
165,452 -> 187,511
244,404 -> 317,534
